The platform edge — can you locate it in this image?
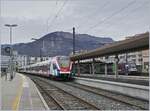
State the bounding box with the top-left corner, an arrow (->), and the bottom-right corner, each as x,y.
32,79 -> 50,110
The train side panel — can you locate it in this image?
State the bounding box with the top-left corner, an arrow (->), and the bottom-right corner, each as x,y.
19,56 -> 74,80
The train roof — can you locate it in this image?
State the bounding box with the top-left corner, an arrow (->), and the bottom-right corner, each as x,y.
23,59 -> 51,68
21,56 -> 70,69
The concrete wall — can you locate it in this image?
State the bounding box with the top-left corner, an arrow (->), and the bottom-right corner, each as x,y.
75,77 -> 149,101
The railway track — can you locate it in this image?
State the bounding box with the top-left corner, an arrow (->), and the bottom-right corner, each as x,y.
27,74 -> 148,110
64,82 -> 149,110
31,79 -> 64,110
30,76 -> 100,110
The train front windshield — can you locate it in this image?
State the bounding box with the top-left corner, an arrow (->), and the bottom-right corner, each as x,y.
57,57 -> 70,68
129,63 -> 136,68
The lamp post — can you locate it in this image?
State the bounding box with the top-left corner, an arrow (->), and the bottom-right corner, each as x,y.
31,38 -> 44,61
4,24 -> 18,80
73,27 -> 75,55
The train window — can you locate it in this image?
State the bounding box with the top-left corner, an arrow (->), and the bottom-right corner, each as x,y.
57,57 -> 70,67
53,64 -> 57,69
129,63 -> 136,68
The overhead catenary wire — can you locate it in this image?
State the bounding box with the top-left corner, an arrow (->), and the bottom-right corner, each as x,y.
48,0 -> 69,31
97,1 -> 149,33
84,0 -> 137,33
56,0 -> 59,5
76,0 -> 110,30
46,0 -> 59,33
63,28 -> 72,32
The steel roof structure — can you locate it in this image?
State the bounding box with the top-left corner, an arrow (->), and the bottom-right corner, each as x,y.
70,32 -> 149,61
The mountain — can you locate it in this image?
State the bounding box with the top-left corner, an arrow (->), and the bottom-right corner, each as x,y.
2,31 -> 114,57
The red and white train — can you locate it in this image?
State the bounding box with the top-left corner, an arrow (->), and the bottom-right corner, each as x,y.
19,56 -> 74,79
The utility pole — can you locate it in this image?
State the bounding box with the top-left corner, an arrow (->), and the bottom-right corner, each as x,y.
73,27 -> 75,55
42,40 -> 45,57
125,53 -> 128,75
115,55 -> 119,78
9,27 -> 13,80
4,24 -> 18,80
31,38 -> 44,61
40,48 -> 42,61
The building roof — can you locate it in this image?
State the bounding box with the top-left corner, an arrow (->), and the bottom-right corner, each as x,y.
70,32 -> 149,61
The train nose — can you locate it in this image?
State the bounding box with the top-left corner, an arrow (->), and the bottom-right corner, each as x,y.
60,68 -> 69,72
60,67 -> 70,72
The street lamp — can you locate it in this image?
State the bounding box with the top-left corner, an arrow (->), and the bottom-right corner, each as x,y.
5,24 -> 17,45
31,38 -> 45,61
4,24 -> 18,80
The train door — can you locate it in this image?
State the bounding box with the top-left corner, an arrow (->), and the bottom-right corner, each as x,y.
50,62 -> 53,76
47,63 -> 50,76
53,63 -> 59,77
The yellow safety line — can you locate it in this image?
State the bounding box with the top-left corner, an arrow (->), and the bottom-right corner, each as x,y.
12,75 -> 23,110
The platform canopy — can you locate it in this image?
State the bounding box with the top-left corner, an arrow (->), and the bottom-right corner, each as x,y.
70,32 -> 149,61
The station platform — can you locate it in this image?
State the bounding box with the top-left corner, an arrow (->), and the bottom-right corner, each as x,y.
1,73 -> 48,110
76,74 -> 149,86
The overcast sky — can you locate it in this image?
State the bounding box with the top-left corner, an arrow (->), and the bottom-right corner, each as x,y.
0,0 -> 149,44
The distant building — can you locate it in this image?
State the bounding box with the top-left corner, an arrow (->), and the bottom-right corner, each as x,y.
1,50 -> 18,73
117,36 -> 149,73
17,55 -> 50,68
142,49 -> 149,73
17,55 -> 28,68
118,50 -> 149,73
1,55 -> 10,72
29,56 -> 49,64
